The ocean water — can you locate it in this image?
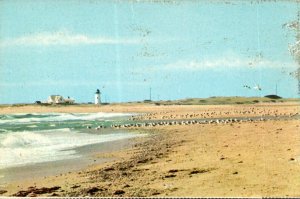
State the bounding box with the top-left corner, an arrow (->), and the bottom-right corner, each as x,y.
0,112 -> 141,170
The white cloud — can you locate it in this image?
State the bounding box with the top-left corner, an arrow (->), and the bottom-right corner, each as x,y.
0,79 -> 146,87
0,30 -> 139,47
163,55 -> 298,71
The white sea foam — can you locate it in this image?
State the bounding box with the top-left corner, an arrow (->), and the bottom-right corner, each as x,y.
0,128 -> 141,169
0,112 -> 135,124
27,125 -> 38,128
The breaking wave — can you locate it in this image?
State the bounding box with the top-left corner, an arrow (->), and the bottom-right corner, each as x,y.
0,128 -> 140,169
0,112 -> 134,124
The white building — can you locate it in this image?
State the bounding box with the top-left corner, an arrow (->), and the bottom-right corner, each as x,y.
64,96 -> 75,104
47,95 -> 75,104
95,89 -> 101,104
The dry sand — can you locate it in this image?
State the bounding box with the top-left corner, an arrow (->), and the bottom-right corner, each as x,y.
0,103 -> 299,197
0,102 -> 299,115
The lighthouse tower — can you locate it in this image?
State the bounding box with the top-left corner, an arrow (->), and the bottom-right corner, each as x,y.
95,89 -> 101,105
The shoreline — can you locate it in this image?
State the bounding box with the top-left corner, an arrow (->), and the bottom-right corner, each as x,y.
0,131 -> 144,185
0,104 -> 299,197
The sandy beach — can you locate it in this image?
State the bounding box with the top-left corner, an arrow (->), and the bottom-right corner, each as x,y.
0,102 -> 300,197
1,0 -> 299,197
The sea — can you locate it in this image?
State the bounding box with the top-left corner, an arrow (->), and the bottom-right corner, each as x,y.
0,112 -> 142,171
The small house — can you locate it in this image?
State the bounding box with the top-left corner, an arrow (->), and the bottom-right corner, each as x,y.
64,96 -> 75,104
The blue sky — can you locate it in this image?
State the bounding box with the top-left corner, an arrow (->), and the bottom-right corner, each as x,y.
0,0 -> 299,104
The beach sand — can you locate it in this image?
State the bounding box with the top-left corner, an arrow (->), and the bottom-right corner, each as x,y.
0,103 -> 299,197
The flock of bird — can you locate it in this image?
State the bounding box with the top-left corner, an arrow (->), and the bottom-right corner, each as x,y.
243,84 -> 262,90
109,117 -> 267,129
130,108 -> 299,121
86,107 -> 299,130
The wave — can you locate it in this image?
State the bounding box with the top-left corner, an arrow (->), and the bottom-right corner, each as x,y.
0,129 -> 10,133
0,128 -> 70,148
0,128 -> 141,169
27,125 -> 38,128
0,112 -> 135,124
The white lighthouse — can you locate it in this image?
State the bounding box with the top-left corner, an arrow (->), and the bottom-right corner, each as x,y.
95,89 -> 101,105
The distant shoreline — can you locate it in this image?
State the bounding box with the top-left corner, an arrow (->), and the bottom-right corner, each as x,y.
0,102 -> 299,115
0,97 -> 299,114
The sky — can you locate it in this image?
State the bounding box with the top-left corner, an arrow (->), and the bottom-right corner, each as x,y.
0,0 -> 299,104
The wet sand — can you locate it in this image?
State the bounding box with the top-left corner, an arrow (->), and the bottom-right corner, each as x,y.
0,136 -> 138,185
0,103 -> 300,197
